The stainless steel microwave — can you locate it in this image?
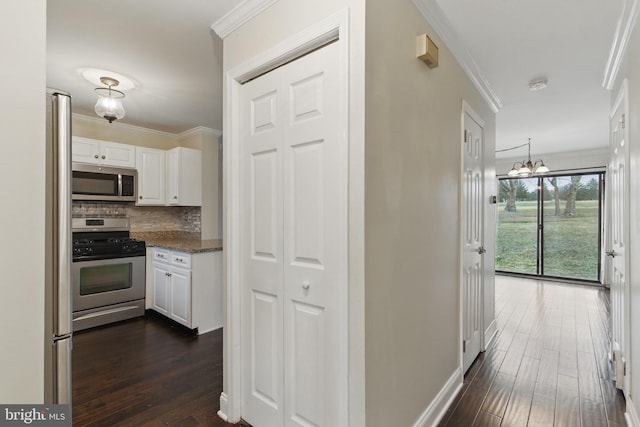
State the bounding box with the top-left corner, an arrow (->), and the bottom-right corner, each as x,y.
72,163 -> 137,202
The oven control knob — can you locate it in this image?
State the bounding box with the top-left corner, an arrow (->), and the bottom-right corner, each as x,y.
74,247 -> 93,256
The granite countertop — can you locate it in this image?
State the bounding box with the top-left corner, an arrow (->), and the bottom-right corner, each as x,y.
131,231 -> 223,254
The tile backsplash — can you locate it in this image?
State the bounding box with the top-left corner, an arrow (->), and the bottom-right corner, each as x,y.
72,202 -> 201,233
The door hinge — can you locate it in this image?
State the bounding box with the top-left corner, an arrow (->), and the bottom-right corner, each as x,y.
463,340 -> 466,352
622,114 -> 626,129
464,129 -> 469,143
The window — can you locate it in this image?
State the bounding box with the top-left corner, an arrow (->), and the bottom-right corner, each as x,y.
496,173 -> 603,282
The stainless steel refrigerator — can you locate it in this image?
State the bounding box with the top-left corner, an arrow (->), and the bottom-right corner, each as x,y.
44,88 -> 73,404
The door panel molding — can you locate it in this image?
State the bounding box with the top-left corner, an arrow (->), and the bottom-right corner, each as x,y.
608,78 -> 630,394
461,100 -> 485,373
221,9 -> 353,424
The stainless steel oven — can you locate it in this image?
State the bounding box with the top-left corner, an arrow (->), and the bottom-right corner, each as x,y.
72,217 -> 146,331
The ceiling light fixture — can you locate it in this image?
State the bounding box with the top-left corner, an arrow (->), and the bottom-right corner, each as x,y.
497,138 -> 550,177
94,76 -> 125,123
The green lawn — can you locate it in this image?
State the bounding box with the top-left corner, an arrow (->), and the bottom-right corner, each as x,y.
496,200 -> 600,281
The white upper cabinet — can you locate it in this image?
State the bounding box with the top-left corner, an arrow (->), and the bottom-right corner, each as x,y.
136,147 -> 166,205
138,147 -> 201,206
166,147 -> 202,206
72,136 -> 136,168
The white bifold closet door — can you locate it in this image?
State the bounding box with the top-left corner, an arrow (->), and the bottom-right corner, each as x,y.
239,40 -> 348,427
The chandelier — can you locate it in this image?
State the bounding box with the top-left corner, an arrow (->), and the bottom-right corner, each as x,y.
499,138 -> 550,177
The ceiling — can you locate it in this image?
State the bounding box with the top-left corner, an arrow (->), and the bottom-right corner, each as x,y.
47,0 -> 237,134
48,0 -> 625,155
431,0 -> 624,157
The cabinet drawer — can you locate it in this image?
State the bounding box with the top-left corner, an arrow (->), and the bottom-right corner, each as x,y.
171,252 -> 191,268
153,248 -> 171,263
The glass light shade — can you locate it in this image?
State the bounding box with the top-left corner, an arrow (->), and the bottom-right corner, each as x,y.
534,163 -> 550,174
517,165 -> 532,177
508,167 -> 519,177
95,95 -> 125,123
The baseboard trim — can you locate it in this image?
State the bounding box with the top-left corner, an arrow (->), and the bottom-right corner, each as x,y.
218,392 -> 230,422
627,396 -> 640,427
412,367 -> 463,427
484,319 -> 498,350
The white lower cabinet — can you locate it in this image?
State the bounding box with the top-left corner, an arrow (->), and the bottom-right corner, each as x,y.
168,267 -> 191,325
152,261 -> 170,316
148,247 -> 222,333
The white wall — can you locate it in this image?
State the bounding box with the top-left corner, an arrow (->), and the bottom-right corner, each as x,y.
611,13 -> 640,422
0,1 -> 47,402
364,2 -> 496,425
496,147 -> 608,177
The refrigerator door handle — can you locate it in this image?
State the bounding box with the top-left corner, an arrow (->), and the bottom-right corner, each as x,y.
56,93 -> 73,337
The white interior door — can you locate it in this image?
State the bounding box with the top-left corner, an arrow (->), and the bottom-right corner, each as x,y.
608,82 -> 629,393
240,41 -> 347,427
462,107 -> 485,373
281,42 -> 347,427
240,62 -> 285,427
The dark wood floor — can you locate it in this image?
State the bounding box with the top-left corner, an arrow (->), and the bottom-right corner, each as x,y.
439,276 -> 627,427
72,313 -> 247,427
73,277 -> 626,427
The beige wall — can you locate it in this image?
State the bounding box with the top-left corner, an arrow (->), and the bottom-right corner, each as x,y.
224,0 -> 358,69
179,129 -> 221,239
364,1 -> 496,425
73,114 -> 179,150
612,16 -> 640,417
0,1 -> 47,402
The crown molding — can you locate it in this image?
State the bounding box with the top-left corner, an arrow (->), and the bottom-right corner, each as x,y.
179,126 -> 223,139
412,0 -> 502,113
211,0 -> 280,39
603,0 -> 640,90
72,113 -> 178,138
73,114 -> 221,139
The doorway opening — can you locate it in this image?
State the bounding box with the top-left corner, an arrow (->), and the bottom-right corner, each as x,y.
496,172 -> 604,283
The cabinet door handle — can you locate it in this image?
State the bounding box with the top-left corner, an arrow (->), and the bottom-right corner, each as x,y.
94,154 -> 99,159
302,281 -> 310,291
101,155 -> 106,159
173,196 -> 178,199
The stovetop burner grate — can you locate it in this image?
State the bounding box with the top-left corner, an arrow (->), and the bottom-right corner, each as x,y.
72,218 -> 145,261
